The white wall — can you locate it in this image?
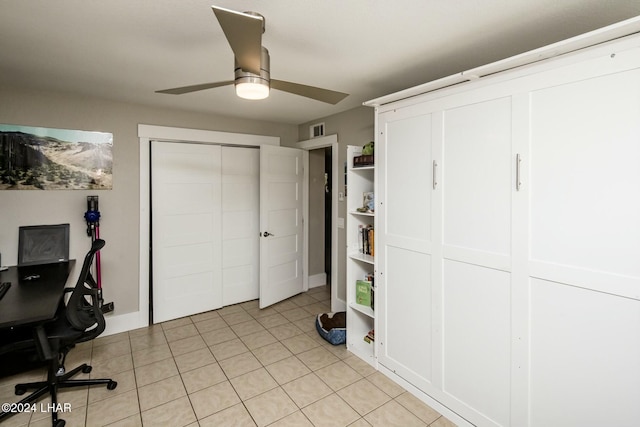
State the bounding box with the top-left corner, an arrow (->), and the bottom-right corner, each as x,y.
0,85 -> 298,319
296,107 -> 374,302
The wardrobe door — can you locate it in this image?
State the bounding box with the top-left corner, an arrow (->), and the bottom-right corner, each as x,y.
152,141 -> 223,323
528,68 -> 640,426
441,97 -> 513,426
221,147 -> 260,306
377,103 -> 436,392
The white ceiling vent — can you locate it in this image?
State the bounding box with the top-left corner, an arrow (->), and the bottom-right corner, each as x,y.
310,122 -> 325,138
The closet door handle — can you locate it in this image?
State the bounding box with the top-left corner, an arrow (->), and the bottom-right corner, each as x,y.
433,160 -> 438,190
262,231 -> 275,237
516,154 -> 522,191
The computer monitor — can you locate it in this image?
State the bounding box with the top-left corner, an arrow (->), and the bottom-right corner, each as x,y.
18,224 -> 70,266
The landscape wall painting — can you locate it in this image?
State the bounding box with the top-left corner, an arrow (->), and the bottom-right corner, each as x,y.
0,124 -> 113,190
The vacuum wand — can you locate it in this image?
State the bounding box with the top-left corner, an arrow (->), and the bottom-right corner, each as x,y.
84,195 -> 114,313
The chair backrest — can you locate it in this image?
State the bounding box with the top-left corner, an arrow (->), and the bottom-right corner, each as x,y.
66,239 -> 106,341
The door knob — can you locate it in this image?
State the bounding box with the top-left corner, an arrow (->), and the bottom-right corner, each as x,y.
263,231 -> 274,237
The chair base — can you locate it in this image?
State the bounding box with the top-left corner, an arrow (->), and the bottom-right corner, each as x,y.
0,362 -> 117,427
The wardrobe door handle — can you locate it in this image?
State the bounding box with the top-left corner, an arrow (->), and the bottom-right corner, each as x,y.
516,154 -> 522,191
433,160 -> 438,190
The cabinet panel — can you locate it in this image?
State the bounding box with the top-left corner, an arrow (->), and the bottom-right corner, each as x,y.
382,246 -> 432,388
443,97 -> 512,258
385,113 -> 432,243
443,260 -> 511,427
530,278 -> 640,427
530,69 -> 640,281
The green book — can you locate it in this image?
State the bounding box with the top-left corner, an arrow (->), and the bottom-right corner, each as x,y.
356,280 -> 372,306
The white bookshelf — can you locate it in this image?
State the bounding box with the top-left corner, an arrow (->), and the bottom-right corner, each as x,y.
345,145 -> 376,366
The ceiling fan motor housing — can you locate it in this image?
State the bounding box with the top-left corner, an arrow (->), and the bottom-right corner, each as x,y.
235,46 -> 270,84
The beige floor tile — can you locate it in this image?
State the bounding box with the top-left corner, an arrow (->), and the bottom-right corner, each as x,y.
189,381 -> 241,420
337,378 -> 391,416
231,319 -> 266,337
140,395 -> 196,427
28,404 -> 87,427
174,347 -> 216,373
200,326 -> 238,346
181,362 -> 227,394
247,307 -> 278,319
163,324 -> 199,342
244,387 -> 298,427
364,400 -> 427,427
366,372 -> 406,398
270,323 -> 304,341
344,355 -> 377,377
190,310 -> 221,324
303,302 -> 331,315
91,339 -> 132,364
222,310 -> 254,326
88,368 -> 135,403
252,342 -> 294,366
271,300 -> 298,313
160,317 -> 193,331
280,307 -> 312,322
230,367 -> 278,400
267,410 -> 314,427
138,374 -> 186,411
282,373 -> 333,408
302,394 -> 360,427
194,316 -> 228,334
168,334 -> 207,357
395,392 -> 442,424
290,294 -> 318,307
134,357 -> 179,387
315,361 -> 363,391
265,356 -> 311,385
281,334 -> 320,354
129,331 -> 167,352
30,385 -> 89,424
105,413 -> 143,426
94,331 -> 130,348
86,389 -> 140,426
430,416 -> 458,427
198,403 -> 257,427
296,347 -> 340,371
132,343 -> 172,368
240,329 -> 278,350
219,351 -> 262,379
210,337 -> 249,361
256,313 -> 290,329
87,352 -> 128,378
296,315 -> 319,333
128,324 -> 163,338
349,419 -> 373,427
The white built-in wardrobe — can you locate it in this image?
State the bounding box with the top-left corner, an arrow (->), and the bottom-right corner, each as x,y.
365,20 -> 640,427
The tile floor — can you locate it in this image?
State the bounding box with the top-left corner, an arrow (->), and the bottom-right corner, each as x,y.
0,286 -> 456,427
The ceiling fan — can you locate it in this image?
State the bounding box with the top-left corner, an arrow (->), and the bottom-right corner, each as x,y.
156,6 -> 349,104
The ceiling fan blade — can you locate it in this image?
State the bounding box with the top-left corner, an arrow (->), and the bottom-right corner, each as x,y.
271,79 -> 349,104
212,6 -> 263,75
155,81 -> 233,95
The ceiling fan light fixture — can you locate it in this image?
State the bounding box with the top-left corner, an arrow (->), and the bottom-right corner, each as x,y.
235,79 -> 270,100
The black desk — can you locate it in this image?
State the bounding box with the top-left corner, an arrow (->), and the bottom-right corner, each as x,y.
0,262 -> 75,329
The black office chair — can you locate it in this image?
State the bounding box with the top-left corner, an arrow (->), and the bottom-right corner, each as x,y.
6,239 -> 117,427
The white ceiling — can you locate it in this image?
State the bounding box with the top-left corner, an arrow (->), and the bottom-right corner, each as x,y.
2,1 -> 639,125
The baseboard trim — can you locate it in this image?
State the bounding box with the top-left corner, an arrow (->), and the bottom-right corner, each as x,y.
102,310 -> 148,336
308,273 -> 327,288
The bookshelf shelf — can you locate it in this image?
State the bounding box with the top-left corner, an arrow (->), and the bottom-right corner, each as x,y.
349,302 -> 374,319
348,252 -> 374,265
346,145 -> 376,368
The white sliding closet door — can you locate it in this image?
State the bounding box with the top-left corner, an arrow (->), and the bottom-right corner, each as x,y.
151,141 -> 223,323
222,146 -> 260,306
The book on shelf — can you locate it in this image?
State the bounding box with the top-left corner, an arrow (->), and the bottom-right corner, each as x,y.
355,280 -> 372,307
358,224 -> 374,257
364,329 -> 375,343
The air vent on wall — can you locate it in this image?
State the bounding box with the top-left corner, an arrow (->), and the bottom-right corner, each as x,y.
310,122 -> 325,138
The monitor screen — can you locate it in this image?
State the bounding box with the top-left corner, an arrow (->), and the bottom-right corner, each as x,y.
18,223 -> 70,266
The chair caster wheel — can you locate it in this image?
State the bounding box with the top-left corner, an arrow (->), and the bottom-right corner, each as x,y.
54,419 -> 65,427
82,365 -> 92,374
107,381 -> 117,390
15,386 -> 26,395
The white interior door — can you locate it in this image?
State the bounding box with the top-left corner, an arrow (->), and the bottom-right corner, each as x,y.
151,141 -> 222,323
259,145 -> 305,308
